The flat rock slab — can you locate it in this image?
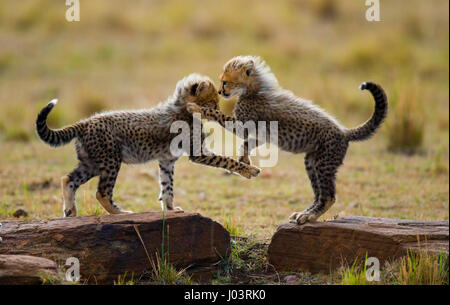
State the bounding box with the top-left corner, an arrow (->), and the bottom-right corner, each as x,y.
0,254 -> 59,285
268,216 -> 449,273
0,212 -> 230,284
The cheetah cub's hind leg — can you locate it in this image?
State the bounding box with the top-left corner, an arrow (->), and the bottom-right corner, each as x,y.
61,164 -> 96,217
290,149 -> 343,225
96,160 -> 133,215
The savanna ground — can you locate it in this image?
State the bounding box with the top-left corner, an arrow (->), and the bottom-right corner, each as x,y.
0,0 -> 448,285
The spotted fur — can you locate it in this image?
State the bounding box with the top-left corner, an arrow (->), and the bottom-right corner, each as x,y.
36,73 -> 260,217
188,56 -> 388,224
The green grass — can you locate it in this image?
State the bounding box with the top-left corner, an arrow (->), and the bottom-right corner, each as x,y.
339,251 -> 449,285
39,272 -> 64,285
396,250 -> 449,285
114,272 -> 136,285
224,216 -> 244,237
4,127 -> 31,142
0,202 -> 13,217
340,254 -> 372,285
133,219 -> 191,285
147,251 -> 192,285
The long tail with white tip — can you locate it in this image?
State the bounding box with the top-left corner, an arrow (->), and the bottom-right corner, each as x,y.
345,82 -> 388,142
36,99 -> 84,147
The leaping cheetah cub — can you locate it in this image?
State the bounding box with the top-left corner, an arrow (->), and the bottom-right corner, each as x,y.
187,56 -> 388,224
36,73 -> 260,217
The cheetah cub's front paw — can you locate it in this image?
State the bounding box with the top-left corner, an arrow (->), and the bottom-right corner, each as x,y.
238,164 -> 261,179
186,102 -> 202,114
289,211 -> 319,225
248,165 -> 260,177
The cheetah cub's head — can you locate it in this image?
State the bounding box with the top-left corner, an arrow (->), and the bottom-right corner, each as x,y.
219,55 -> 278,99
175,73 -> 219,111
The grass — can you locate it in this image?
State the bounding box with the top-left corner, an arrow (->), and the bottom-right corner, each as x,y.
340,254 -> 373,285
0,0 -> 448,285
4,127 -> 31,142
386,87 -> 425,154
430,146 -> 449,175
114,272 -> 136,285
396,250 -> 449,285
224,216 -> 244,237
0,53 -> 16,73
133,219 -> 192,285
39,272 -> 64,285
213,236 -> 281,284
0,203 -> 13,217
340,264 -> 369,285
147,251 -> 192,285
338,251 -> 449,285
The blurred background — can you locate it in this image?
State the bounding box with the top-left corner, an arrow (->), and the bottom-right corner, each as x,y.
0,1 -> 448,236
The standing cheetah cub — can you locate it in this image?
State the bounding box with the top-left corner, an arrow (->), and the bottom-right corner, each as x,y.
36,73 -> 260,217
187,56 -> 388,224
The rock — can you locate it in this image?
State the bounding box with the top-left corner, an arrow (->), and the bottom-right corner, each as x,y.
13,208 -> 28,218
0,255 -> 59,285
268,216 -> 449,273
0,212 -> 230,284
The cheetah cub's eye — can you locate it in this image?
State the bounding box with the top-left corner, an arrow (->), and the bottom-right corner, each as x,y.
190,83 -> 199,96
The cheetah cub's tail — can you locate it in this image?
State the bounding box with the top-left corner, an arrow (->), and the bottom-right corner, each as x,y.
345,82 -> 388,142
36,99 -> 83,147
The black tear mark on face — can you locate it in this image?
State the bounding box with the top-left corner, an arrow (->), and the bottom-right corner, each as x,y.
190,83 -> 199,96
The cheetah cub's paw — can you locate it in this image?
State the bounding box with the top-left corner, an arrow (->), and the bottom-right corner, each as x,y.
289,210 -> 319,225
118,209 -> 134,214
238,164 -> 260,179
63,208 -> 77,218
248,165 -> 260,177
173,206 -> 184,213
186,102 -> 202,114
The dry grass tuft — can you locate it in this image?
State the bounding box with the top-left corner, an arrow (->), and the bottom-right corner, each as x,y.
4,127 -> 31,142
386,89 -> 425,154
396,250 -> 449,285
429,147 -> 449,175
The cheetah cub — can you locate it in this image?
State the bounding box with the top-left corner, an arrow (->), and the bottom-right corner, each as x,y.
36,73 -> 260,217
187,56 -> 388,225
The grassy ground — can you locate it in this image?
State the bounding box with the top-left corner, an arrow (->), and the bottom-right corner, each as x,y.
0,0 -> 448,284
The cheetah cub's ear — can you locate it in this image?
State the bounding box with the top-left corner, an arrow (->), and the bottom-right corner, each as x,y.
190,81 -> 208,97
244,60 -> 255,77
